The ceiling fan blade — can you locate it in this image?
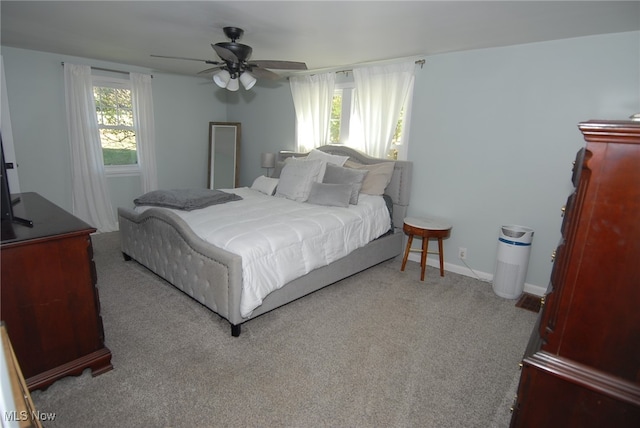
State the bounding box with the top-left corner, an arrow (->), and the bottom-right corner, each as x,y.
198,66 -> 224,75
249,67 -> 282,81
151,54 -> 207,62
249,60 -> 307,70
212,44 -> 238,63
154,28 -> 306,80
151,54 -> 222,66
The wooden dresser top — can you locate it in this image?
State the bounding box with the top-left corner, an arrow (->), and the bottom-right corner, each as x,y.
1,192 -> 95,246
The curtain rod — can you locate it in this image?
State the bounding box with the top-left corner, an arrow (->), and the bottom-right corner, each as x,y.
288,58 -> 426,78
337,59 -> 425,75
60,62 -> 153,78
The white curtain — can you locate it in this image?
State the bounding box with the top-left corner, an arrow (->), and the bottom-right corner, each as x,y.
353,61 -> 416,158
290,72 -> 335,152
64,63 -> 118,232
130,72 -> 158,192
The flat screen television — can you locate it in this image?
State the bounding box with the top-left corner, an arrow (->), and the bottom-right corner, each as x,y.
1,133 -> 32,241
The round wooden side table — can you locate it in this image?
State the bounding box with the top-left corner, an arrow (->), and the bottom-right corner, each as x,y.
400,217 -> 452,281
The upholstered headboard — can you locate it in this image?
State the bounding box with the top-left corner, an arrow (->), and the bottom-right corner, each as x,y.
277,145 -> 412,230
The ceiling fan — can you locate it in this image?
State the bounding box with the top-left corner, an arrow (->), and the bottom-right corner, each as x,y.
151,26 -> 307,91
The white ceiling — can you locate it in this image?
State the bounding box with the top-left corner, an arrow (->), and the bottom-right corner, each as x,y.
1,1 -> 638,78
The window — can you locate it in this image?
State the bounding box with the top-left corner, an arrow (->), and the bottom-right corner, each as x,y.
329,83 -> 357,147
330,83 -> 357,146
389,107 -> 405,160
329,82 -> 409,160
93,76 -> 139,174
329,90 -> 342,143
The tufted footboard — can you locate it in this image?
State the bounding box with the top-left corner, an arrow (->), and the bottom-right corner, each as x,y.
118,207 -> 245,334
118,205 -> 405,337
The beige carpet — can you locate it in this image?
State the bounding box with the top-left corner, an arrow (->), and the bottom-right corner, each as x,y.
31,232 -> 537,427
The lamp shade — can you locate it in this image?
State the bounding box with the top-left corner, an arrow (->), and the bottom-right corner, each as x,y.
213,69 -> 230,88
261,153 -> 276,169
240,72 -> 257,90
226,77 -> 239,92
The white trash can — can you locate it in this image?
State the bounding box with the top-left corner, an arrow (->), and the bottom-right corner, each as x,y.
492,225 -> 534,299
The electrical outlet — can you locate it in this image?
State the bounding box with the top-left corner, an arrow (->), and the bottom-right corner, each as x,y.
458,247 -> 467,260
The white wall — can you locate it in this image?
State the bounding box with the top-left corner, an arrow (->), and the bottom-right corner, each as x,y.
226,79 -> 296,186
408,31 -> 638,292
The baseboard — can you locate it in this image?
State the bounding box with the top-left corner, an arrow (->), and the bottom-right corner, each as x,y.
407,253 -> 546,297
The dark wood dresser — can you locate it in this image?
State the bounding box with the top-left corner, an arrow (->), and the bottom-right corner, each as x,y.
510,121 -> 640,426
1,192 -> 112,391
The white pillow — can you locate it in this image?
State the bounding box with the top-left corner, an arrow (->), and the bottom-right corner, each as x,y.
284,156 -> 327,183
251,175 -> 279,195
275,159 -> 325,202
307,149 -> 349,166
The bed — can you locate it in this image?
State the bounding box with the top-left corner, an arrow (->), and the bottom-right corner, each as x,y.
118,145 -> 412,336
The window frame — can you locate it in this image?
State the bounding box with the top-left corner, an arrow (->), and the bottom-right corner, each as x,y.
92,75 -> 140,177
327,80 -> 412,160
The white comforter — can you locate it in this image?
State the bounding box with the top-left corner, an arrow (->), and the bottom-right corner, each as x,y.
136,187 -> 391,317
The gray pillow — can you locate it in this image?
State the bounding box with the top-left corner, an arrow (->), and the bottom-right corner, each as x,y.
306,182 -> 352,208
134,189 -> 242,211
322,163 -> 368,204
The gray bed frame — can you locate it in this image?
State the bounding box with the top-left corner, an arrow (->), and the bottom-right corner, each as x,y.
118,145 -> 412,336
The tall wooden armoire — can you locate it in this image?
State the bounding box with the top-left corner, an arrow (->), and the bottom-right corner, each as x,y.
510,120 -> 640,427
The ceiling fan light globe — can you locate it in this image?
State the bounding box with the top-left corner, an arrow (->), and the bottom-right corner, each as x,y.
226,77 -> 240,92
240,72 -> 257,90
213,69 -> 230,88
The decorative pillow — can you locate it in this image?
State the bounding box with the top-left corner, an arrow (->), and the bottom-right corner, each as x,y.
134,188 -> 242,211
273,155 -> 307,178
306,149 -> 349,166
251,175 -> 279,195
306,182 -> 352,208
322,163 -> 368,205
275,159 -> 325,202
344,160 -> 395,196
284,156 -> 327,182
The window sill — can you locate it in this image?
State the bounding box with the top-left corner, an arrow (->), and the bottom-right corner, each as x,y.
105,166 -> 141,177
